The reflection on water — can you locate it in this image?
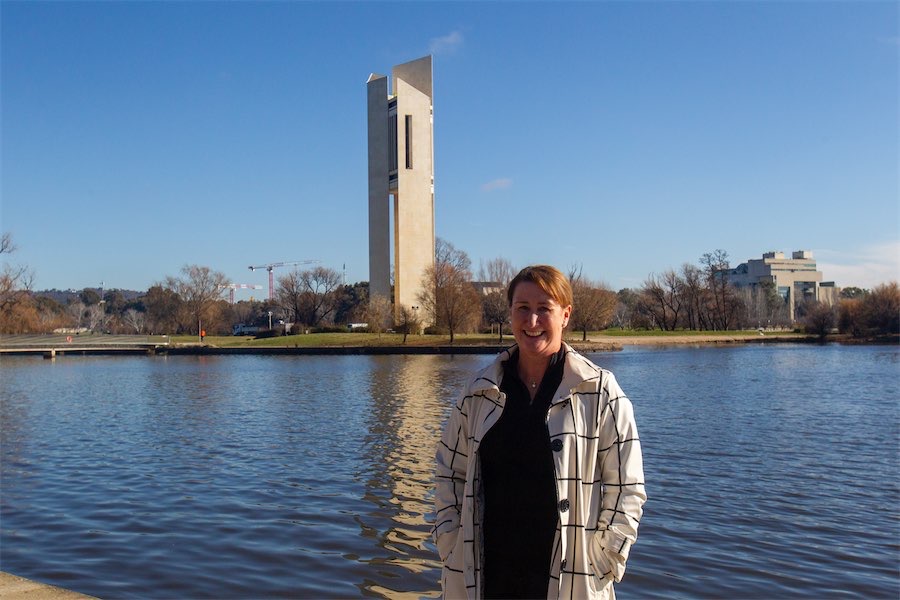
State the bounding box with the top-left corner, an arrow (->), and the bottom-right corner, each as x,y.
357,355 -> 493,597
1,347 -> 898,599
0,353 -> 493,599
361,356 -> 443,597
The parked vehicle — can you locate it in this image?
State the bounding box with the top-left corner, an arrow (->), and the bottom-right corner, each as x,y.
232,324 -> 260,336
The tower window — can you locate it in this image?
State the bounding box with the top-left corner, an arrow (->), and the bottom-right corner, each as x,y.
388,114 -> 398,173
405,115 -> 413,169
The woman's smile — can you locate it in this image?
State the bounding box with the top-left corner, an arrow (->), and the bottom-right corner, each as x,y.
510,281 -> 571,359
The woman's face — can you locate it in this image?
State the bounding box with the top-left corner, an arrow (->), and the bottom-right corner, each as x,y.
509,281 -> 571,361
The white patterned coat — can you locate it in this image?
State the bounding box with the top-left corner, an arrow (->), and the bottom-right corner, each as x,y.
433,344 -> 646,599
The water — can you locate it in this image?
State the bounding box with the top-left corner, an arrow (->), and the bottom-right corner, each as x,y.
1,345 -> 898,598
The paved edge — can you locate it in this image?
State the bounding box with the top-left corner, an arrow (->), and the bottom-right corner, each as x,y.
0,336 -> 824,357
0,572 -> 96,600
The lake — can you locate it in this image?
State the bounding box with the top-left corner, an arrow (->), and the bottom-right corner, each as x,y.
1,344 -> 898,598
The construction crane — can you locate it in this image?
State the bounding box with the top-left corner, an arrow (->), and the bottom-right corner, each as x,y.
248,260 -> 320,299
219,283 -> 264,304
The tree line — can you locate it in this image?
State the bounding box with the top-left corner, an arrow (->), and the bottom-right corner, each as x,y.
622,249 -> 897,338
625,250 -> 780,332
1,232 -> 897,338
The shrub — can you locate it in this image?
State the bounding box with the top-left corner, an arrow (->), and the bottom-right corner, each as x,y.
311,326 -> 347,334
254,328 -> 282,339
802,302 -> 836,339
837,282 -> 899,337
838,299 -> 864,337
862,282 -> 899,334
423,325 -> 449,335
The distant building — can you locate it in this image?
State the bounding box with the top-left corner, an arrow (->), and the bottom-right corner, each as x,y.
471,281 -> 504,296
727,250 -> 839,322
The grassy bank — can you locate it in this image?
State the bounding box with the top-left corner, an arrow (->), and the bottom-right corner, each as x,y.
172,332 -> 511,348
171,329 -> 811,349
595,328 -> 787,337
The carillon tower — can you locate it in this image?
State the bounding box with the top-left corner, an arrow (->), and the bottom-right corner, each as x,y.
367,55 -> 435,321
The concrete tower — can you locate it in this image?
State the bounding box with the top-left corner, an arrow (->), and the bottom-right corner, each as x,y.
367,56 -> 435,322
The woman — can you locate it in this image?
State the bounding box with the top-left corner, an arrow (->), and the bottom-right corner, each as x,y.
433,265 -> 646,599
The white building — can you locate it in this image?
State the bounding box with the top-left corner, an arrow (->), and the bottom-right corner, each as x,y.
728,250 -> 838,322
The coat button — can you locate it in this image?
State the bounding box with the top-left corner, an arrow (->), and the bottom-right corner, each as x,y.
551,439 -> 563,452
558,499 -> 570,512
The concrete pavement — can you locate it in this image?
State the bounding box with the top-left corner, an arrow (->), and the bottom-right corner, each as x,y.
0,572 -> 95,600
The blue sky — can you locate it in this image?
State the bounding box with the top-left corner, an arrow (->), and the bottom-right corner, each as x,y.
2,1 -> 897,299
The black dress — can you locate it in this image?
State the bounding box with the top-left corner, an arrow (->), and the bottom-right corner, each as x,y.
478,348 -> 566,599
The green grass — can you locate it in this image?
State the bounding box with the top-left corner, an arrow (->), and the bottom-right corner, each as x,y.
170,332 -> 508,347
595,328 -> 774,337
167,328 -> 804,348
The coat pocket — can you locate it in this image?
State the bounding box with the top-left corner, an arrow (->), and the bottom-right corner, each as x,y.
443,528 -> 465,571
441,529 -> 468,599
587,530 -> 616,592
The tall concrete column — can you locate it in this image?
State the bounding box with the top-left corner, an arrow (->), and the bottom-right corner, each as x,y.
367,56 -> 435,322
367,73 -> 391,302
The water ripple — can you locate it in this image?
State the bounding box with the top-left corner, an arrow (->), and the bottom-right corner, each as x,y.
2,347 -> 898,598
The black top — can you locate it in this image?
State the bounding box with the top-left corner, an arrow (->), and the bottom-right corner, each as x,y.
479,347 -> 567,599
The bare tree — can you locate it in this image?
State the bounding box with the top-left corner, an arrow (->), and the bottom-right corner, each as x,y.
0,232 -> 14,256
738,281 -> 789,330
613,288 -> 640,329
396,304 -> 423,343
86,304 -> 109,332
365,295 -> 393,335
164,265 -> 228,336
680,263 -> 706,330
418,238 -> 482,343
612,302 -> 630,329
478,257 -> 517,289
66,301 -> 87,329
660,269 -> 685,328
700,250 -> 741,330
301,266 -> 343,325
801,300 -> 836,339
477,257 -> 516,342
482,291 -> 509,342
568,267 -> 617,340
638,274 -> 674,331
435,238 -> 471,272
276,269 -> 304,326
0,232 -> 36,333
229,301 -> 257,330
122,308 -> 146,334
277,266 -> 342,327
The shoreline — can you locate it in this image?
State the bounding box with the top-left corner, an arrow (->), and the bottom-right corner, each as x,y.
1,333 -> 894,358
0,572 -> 95,600
577,332 -> 810,349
